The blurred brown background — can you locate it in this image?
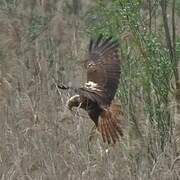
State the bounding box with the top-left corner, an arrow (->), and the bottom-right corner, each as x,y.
0,0 -> 180,179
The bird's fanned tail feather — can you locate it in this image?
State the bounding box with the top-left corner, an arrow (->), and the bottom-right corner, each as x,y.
98,103 -> 123,144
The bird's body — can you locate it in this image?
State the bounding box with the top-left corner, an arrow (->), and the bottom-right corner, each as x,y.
60,35 -> 123,144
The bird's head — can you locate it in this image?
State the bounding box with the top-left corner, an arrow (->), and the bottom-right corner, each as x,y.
66,95 -> 81,110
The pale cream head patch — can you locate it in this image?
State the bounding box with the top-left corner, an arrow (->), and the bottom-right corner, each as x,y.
85,81 -> 102,91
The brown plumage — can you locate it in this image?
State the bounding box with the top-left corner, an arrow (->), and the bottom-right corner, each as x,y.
60,35 -> 123,144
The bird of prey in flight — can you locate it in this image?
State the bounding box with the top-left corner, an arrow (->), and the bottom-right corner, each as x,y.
59,35 -> 123,144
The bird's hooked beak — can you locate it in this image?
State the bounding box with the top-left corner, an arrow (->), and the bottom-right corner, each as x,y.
66,95 -> 81,111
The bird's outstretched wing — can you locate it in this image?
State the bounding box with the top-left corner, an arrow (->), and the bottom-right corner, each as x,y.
79,35 -> 121,107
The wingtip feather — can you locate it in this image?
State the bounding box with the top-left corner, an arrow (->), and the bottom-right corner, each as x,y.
89,35 -> 119,54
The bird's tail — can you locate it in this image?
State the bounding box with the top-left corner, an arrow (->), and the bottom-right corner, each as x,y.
98,102 -> 123,144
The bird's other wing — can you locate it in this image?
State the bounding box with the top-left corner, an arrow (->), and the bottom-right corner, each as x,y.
79,35 -> 121,107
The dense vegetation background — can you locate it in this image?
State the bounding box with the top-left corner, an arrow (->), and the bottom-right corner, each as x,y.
0,0 -> 180,179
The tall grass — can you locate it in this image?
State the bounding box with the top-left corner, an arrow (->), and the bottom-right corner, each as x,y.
0,0 -> 180,179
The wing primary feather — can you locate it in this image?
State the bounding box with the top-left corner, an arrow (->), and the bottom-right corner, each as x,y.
89,38 -> 93,52
94,34 -> 103,49
99,40 -> 119,54
100,36 -> 113,48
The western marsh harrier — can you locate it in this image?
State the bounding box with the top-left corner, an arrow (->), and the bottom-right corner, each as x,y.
59,35 -> 123,144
